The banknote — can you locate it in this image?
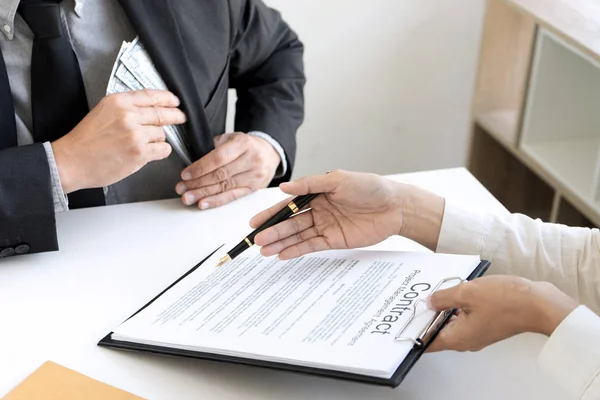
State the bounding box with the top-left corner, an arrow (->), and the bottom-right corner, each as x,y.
106,76 -> 131,95
106,37 -> 192,166
119,37 -> 169,91
115,64 -> 143,91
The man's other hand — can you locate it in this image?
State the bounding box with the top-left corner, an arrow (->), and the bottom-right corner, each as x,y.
176,132 -> 281,209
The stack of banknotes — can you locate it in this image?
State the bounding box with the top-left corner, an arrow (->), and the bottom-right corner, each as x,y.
106,37 -> 192,166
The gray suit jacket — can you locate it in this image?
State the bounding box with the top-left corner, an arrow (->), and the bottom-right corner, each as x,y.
0,0 -> 305,257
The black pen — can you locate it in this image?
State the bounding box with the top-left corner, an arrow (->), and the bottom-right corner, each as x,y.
215,193 -> 320,267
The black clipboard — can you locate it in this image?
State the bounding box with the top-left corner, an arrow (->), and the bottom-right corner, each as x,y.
98,251 -> 490,388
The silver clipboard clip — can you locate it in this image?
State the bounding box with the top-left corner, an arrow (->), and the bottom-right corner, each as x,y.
395,276 -> 464,347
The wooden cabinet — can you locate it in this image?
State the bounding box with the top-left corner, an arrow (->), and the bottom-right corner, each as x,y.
468,0 -> 600,227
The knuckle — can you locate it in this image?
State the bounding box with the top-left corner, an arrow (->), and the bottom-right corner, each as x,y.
105,93 -> 125,108
458,339 -> 473,352
143,88 -> 158,104
219,180 -> 229,193
299,229 -> 311,241
234,133 -> 248,143
155,107 -> 164,125
283,233 -> 299,248
290,216 -> 302,234
120,111 -> 137,128
330,169 -> 346,181
229,190 -> 242,201
130,144 -> 144,159
213,151 -> 227,166
194,188 -> 208,199
127,129 -> 143,144
272,224 -> 283,241
157,128 -> 166,142
255,168 -> 267,179
117,95 -> 131,109
215,167 -> 229,182
250,151 -> 262,163
456,283 -> 471,303
291,233 -> 303,245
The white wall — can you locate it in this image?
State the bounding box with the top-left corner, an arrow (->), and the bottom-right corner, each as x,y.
229,0 -> 486,178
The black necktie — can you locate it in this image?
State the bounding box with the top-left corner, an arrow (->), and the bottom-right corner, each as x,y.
18,0 -> 105,209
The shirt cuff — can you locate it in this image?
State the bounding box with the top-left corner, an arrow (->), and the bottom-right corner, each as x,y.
42,141 -> 69,214
538,305 -> 600,399
436,201 -> 487,255
247,131 -> 287,178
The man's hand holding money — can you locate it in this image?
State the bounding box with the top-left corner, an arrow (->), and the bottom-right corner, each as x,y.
175,132 -> 281,209
52,90 -> 186,194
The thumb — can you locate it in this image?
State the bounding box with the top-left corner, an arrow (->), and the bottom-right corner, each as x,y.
426,283 -> 464,312
280,171 -> 343,196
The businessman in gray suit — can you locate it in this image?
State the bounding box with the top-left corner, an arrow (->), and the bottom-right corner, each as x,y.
0,0 -> 305,257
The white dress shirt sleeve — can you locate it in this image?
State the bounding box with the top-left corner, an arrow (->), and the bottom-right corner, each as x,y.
538,306 -> 600,400
42,141 -> 69,214
436,201 -> 600,399
247,131 -> 287,178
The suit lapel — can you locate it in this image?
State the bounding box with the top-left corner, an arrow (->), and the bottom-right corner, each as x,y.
0,50 -> 17,150
118,0 -> 214,160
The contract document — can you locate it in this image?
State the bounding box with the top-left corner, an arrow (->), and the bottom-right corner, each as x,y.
101,245 -> 488,387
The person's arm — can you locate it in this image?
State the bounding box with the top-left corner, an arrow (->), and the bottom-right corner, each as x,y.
538,306 -> 600,400
426,275 -> 600,400
0,144 -> 59,256
432,201 -> 600,313
1,89 -> 185,257
403,189 -> 600,399
250,171 -> 600,399
229,0 -> 305,185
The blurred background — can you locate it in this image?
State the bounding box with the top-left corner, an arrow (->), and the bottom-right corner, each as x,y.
227,0 -> 486,177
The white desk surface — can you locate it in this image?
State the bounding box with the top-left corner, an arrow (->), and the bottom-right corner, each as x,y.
0,168 -> 563,399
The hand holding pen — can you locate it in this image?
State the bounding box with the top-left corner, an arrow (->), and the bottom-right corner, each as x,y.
217,170 -> 408,265
216,193 -> 319,266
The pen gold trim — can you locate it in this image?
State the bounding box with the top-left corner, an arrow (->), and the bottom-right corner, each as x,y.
288,201 -> 299,213
244,237 -> 253,247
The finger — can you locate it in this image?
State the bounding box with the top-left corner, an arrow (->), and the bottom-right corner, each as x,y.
250,196 -> 295,229
254,211 -> 315,246
427,283 -> 466,312
260,224 -> 320,257
200,187 -> 253,209
137,106 -> 187,126
214,132 -> 240,146
278,237 -> 331,260
129,89 -> 181,108
140,126 -> 166,143
176,154 -> 251,193
179,172 -> 254,206
144,142 -> 172,162
181,139 -> 247,180
426,320 -> 461,353
278,170 -> 344,197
